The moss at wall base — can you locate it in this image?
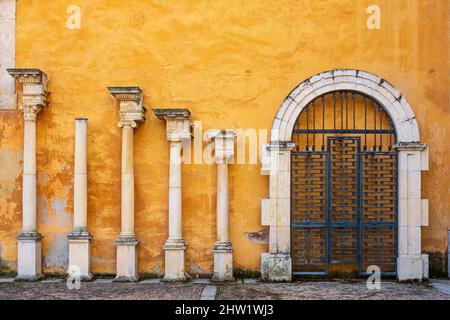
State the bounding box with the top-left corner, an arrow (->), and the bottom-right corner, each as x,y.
233,268 -> 261,279
0,259 -> 15,277
425,251 -> 448,278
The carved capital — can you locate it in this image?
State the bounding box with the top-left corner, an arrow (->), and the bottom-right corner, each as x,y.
206,129 -> 237,163
20,105 -> 42,121
7,68 -> 47,85
108,87 -> 146,128
8,68 -> 48,112
117,120 -> 139,128
153,108 -> 192,142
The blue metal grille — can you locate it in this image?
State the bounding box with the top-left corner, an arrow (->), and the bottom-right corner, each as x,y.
291,91 -> 398,276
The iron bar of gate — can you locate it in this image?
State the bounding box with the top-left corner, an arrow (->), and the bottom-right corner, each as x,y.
389,117 -> 393,150
379,105 -> 383,151
333,93 -> 336,130
306,103 -> 309,151
352,93 -> 356,130
364,96 -> 367,150
357,141 -> 363,275
340,92 -> 344,129
345,92 -> 348,130
294,129 -> 394,134
373,100 -> 377,151
312,100 -> 316,151
325,137 -> 331,275
322,96 -> 325,150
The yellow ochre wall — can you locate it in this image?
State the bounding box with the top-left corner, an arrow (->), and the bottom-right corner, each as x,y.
0,0 -> 448,276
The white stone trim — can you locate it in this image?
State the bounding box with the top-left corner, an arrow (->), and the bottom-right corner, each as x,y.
262,69 -> 428,281
271,70 -> 420,144
0,0 -> 16,110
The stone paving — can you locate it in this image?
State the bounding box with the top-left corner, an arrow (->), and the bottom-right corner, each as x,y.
217,280 -> 450,300
0,278 -> 449,300
0,279 -> 205,300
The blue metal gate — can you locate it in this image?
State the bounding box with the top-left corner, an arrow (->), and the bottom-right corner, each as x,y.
291,92 -> 397,276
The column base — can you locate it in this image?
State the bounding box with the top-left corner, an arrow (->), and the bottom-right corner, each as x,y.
114,237 -> 139,282
16,232 -> 42,281
212,241 -> 234,282
397,255 -> 428,281
68,232 -> 92,281
162,239 -> 187,282
261,253 -> 292,282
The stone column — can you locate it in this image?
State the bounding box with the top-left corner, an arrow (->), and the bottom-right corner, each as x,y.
8,69 -> 48,280
67,117 -> 92,281
153,108 -> 191,281
206,129 -> 237,281
108,87 -> 146,282
394,142 -> 429,281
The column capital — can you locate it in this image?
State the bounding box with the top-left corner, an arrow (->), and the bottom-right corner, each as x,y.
8,68 -> 48,119
153,108 -> 192,141
108,86 -> 146,128
206,129 -> 237,163
20,105 -> 42,121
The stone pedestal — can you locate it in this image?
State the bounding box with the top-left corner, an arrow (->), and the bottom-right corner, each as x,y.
115,238 -> 139,282
108,87 -> 146,282
212,241 -> 233,281
16,232 -> 42,281
68,235 -> 92,281
397,256 -> 425,281
261,253 -> 292,282
8,69 -> 47,281
162,240 -> 186,281
153,108 -> 191,281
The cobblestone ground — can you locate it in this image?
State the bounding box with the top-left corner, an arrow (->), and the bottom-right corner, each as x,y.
217,280 -> 450,300
0,279 -> 449,300
0,281 -> 205,300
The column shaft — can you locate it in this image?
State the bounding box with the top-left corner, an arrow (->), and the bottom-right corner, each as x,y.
22,117 -> 37,233
216,163 -> 229,242
168,141 -> 182,240
73,119 -> 88,230
121,124 -> 135,237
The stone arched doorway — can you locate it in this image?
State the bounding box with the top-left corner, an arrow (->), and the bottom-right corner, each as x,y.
260,69 -> 429,281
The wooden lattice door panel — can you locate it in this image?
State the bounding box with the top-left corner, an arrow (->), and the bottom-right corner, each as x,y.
291,152 -> 327,274
328,138 -> 359,265
360,152 -> 397,274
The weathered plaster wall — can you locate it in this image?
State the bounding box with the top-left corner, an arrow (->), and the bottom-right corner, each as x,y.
0,0 -> 448,275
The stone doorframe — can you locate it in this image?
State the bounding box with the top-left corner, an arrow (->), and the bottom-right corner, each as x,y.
260,69 -> 429,281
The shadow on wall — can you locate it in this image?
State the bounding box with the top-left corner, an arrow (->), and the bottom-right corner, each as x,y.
424,250 -> 448,278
